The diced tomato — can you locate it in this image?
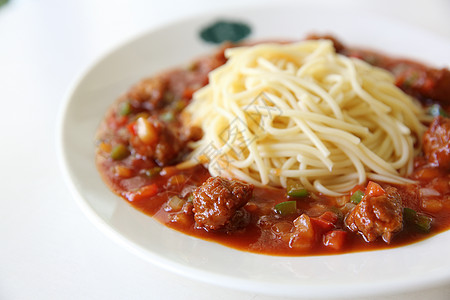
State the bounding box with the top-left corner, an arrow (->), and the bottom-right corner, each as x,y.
114,165 -> 133,178
414,167 -> 443,181
127,121 -> 137,136
311,211 -> 339,236
323,230 -> 347,251
125,184 -> 158,202
318,211 -> 339,224
311,217 -> 334,233
98,142 -> 112,153
160,166 -> 179,178
366,181 -> 385,197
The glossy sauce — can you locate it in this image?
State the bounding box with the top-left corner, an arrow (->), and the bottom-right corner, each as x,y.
96,37 -> 450,256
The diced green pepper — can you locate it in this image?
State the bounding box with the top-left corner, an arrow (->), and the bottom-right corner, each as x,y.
287,181 -> 308,198
143,167 -> 162,178
118,101 -> 132,116
403,207 -> 417,223
428,104 -> 449,118
160,111 -> 175,122
274,201 -> 297,216
174,100 -> 186,111
110,144 -> 130,160
187,194 -> 194,203
403,71 -> 419,88
288,188 -> 308,197
403,207 -> 433,233
415,214 -> 432,233
350,190 -> 364,204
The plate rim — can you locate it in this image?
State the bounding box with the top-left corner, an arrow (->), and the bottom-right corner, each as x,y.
56,2 -> 450,298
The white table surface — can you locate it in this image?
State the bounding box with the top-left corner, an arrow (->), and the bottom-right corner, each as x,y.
2,0 -> 450,299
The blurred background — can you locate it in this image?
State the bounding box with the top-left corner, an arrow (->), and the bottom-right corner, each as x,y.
1,0 -> 450,299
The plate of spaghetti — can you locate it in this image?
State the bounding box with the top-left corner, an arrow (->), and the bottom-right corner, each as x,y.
58,2 -> 450,298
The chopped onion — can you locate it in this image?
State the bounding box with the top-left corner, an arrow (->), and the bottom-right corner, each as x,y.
420,188 -> 440,197
136,117 -> 157,144
167,196 -> 185,211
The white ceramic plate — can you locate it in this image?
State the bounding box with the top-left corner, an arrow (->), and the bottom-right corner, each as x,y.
58,2 -> 450,298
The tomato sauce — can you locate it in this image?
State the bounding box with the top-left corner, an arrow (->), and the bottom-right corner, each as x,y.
96,37 -> 450,256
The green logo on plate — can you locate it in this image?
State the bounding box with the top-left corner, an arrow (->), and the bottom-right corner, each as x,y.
200,20 -> 251,44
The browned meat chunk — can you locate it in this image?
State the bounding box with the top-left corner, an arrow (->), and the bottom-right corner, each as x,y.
345,186 -> 403,243
423,116 -> 450,169
391,64 -> 450,106
129,114 -> 203,166
192,177 -> 253,230
130,116 -> 184,166
127,77 -> 168,109
166,45 -> 228,99
427,68 -> 450,106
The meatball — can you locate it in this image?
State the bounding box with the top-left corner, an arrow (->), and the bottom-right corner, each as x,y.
345,186 -> 403,243
423,116 -> 450,169
192,177 -> 253,230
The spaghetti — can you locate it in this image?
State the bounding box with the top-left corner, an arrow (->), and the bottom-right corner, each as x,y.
182,40 -> 427,195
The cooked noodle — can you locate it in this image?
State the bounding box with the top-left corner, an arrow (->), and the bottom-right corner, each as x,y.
180,40 -> 426,195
